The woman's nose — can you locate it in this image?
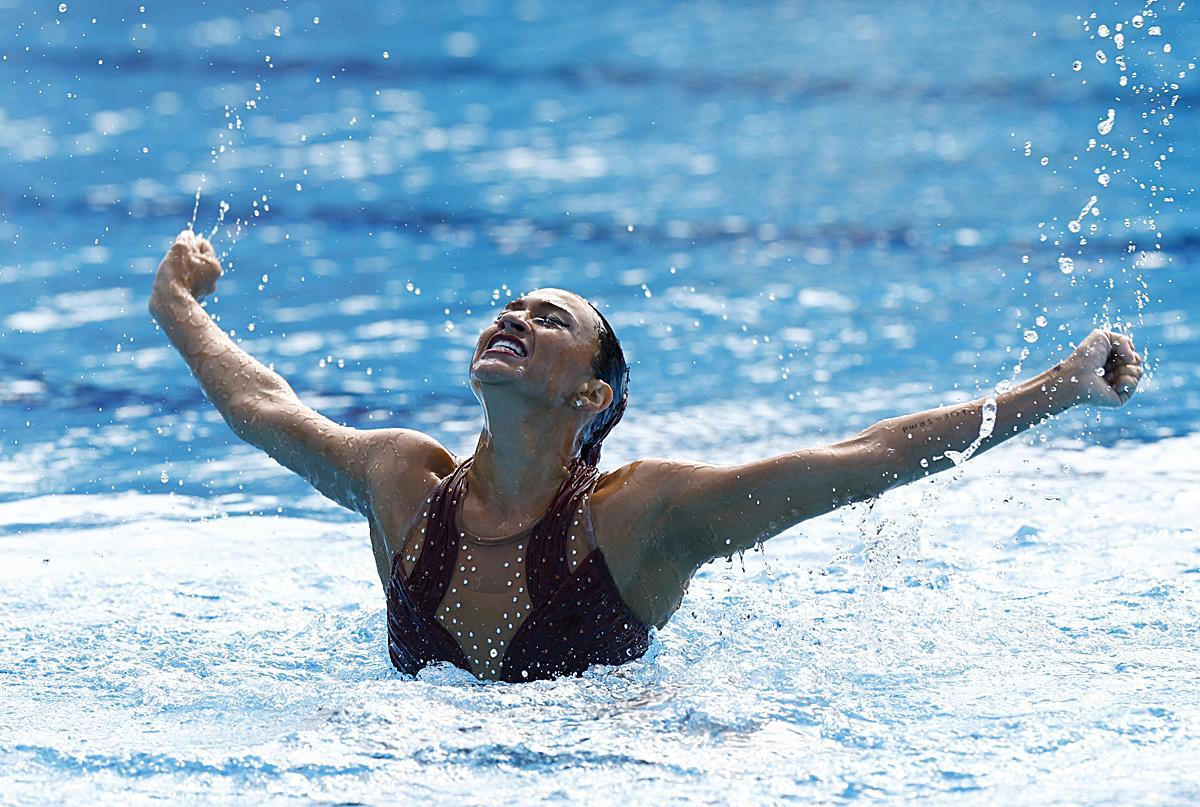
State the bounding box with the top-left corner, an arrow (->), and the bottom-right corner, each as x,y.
497,311 -> 529,333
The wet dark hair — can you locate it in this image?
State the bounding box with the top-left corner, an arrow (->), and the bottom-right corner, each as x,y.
578,302 -> 628,467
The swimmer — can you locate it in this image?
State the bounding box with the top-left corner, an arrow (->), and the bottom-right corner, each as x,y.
149,229 -> 1145,682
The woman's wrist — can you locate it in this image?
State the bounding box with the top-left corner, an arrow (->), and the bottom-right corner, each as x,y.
1018,365 -> 1081,417
149,277 -> 195,320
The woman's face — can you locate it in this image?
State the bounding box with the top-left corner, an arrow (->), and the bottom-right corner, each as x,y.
469,288 -> 604,407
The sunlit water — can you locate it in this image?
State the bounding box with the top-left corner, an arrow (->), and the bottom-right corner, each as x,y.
1,1 -> 1198,803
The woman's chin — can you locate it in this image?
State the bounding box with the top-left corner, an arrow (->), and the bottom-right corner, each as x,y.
470,358 -> 525,383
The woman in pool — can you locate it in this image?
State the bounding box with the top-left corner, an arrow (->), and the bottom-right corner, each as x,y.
149,230 -> 1144,682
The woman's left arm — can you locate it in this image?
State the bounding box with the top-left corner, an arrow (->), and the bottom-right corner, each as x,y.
636,329 -> 1143,570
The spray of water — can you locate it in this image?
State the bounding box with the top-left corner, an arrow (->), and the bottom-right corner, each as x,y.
943,397 -> 998,467
191,79 -> 271,266
1025,3 -> 1191,374
841,1 -> 1189,630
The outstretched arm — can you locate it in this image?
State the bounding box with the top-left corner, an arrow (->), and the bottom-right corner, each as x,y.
147,230 -> 436,516
637,330 -> 1143,571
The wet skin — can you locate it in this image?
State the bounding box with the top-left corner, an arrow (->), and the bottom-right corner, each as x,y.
150,231 -> 1145,630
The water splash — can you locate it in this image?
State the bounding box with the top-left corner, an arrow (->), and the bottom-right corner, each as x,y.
943,397 -> 997,467
1015,4 -> 1191,410
195,80 -> 271,260
208,200 -> 231,240
189,174 -> 206,233
1065,194 -> 1099,235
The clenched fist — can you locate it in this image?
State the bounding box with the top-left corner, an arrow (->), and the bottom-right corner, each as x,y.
151,229 -> 223,303
1054,329 -> 1145,408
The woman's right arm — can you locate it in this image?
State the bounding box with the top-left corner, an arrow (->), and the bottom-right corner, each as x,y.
148,230 -> 445,516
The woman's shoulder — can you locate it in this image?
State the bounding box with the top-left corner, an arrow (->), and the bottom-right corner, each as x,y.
593,458 -> 713,505
589,459 -> 691,547
590,456 -> 722,556
366,428 -> 457,474
363,429 -> 458,514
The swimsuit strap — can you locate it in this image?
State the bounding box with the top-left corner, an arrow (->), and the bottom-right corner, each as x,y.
526,459 -> 601,608
581,476 -> 600,553
406,458 -> 472,617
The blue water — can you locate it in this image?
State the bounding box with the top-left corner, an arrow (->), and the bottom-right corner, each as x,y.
1,1 -> 1198,803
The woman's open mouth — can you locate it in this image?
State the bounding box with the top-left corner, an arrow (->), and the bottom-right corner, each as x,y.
484,333 -> 528,358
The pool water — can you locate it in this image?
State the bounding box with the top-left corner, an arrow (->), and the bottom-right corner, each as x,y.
1,1 -> 1198,803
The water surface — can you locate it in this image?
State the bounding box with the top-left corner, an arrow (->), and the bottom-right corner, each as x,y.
1,1 -> 1197,803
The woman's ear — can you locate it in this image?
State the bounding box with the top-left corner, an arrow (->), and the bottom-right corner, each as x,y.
577,380 -> 614,412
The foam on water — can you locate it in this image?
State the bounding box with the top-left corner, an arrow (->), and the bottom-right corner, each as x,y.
2,433 -> 1199,803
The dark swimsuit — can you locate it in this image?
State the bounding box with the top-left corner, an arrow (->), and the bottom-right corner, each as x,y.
386,458 -> 651,682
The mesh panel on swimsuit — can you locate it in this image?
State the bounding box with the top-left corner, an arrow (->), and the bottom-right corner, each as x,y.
386,458 -> 651,682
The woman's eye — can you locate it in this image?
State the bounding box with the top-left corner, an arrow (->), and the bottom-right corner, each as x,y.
536,315 -> 567,328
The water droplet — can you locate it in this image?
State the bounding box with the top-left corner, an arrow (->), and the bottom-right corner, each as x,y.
1023,329 -> 1039,344
1072,60 -> 1083,72
1097,108 -> 1116,136
58,2 -> 67,11
944,397 -> 998,467
1035,315 -> 1048,327
1058,256 -> 1075,274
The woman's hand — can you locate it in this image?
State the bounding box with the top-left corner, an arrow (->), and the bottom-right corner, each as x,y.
150,229 -> 223,306
1055,329 -> 1144,408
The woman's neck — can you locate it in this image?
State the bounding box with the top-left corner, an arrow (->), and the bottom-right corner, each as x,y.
465,396 -> 581,524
